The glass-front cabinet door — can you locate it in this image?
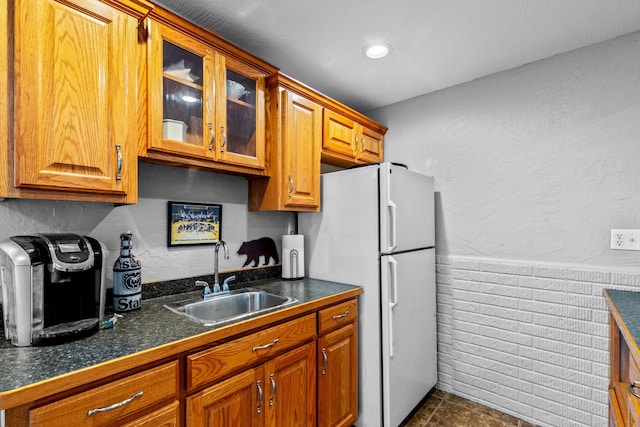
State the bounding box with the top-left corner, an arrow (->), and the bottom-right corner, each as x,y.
148,22 -> 215,159
215,56 -> 265,169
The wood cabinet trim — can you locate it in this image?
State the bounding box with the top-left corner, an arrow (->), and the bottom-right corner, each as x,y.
147,5 -> 277,77
0,0 -> 13,199
611,388 -> 624,427
267,73 -> 387,135
102,0 -> 154,20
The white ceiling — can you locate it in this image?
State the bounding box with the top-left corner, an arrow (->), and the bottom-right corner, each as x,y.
153,0 -> 640,112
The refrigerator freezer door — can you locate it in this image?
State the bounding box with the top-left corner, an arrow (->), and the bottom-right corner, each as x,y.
381,248 -> 437,426
379,163 -> 435,254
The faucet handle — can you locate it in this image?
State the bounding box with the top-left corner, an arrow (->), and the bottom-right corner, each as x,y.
223,275 -> 236,292
195,280 -> 211,297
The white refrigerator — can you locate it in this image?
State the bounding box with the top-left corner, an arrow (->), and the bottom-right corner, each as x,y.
299,162 -> 437,427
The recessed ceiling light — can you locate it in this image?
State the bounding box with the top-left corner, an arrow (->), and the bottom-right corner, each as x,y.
363,42 -> 392,59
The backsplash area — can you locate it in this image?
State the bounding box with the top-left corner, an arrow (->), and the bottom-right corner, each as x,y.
0,163 -> 293,295
436,255 -> 640,427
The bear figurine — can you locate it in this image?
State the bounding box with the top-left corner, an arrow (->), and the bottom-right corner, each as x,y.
237,237 -> 279,267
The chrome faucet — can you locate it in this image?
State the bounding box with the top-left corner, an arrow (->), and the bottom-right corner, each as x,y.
213,240 -> 229,293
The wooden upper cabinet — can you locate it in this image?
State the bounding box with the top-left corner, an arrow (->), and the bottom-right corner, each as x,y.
322,109 -> 385,167
281,91 -> 321,210
144,12 -> 270,174
248,74 -> 321,212
147,21 -> 216,160
10,0 -> 149,203
216,56 -> 266,169
323,110 -> 358,160
359,125 -> 384,163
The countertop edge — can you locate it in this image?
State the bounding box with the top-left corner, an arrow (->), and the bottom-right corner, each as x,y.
0,286 -> 362,409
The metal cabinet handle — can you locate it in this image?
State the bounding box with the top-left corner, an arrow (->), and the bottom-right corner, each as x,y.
257,380 -> 263,413
321,348 -> 328,375
630,383 -> 640,400
87,391 -> 143,416
115,145 -> 122,181
332,310 -> 349,320
220,126 -> 227,152
252,338 -> 279,352
208,122 -> 214,150
288,175 -> 294,197
353,135 -> 358,155
360,136 -> 365,154
269,373 -> 276,407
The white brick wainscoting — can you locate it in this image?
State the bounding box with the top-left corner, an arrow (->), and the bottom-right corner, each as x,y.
436,256 -> 640,427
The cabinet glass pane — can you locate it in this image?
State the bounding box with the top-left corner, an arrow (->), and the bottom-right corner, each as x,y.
163,41 -> 204,146
226,70 -> 256,157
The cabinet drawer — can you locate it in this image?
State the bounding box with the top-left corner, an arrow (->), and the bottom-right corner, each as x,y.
29,361 -> 179,427
120,400 -> 180,427
188,314 -> 316,391
318,299 -> 358,335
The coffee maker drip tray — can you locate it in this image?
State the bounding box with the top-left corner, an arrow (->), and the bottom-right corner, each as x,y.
33,318 -> 100,344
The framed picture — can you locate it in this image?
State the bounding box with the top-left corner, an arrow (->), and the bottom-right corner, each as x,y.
167,201 -> 222,247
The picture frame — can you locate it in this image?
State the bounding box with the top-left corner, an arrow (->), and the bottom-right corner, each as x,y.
167,201 -> 222,247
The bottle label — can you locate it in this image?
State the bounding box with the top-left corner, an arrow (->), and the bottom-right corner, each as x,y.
113,292 -> 141,312
113,270 -> 141,312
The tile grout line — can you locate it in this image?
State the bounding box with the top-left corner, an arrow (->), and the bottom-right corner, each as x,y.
423,393 -> 448,426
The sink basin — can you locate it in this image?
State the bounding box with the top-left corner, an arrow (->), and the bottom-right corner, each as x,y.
164,288 -> 297,326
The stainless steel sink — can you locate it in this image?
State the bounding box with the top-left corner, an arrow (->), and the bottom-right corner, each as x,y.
164,288 -> 297,326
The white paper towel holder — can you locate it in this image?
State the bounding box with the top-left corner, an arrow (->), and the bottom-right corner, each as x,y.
282,233 -> 304,280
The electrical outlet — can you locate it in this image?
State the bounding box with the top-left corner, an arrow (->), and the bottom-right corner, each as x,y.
610,229 -> 640,251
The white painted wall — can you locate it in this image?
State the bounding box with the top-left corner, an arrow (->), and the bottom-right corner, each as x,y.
0,163 -> 292,285
368,31 -> 640,427
370,32 -> 640,268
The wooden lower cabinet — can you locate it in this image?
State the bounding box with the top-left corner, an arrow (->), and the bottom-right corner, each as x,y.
317,324 -> 357,427
609,311 -> 640,426
267,342 -> 316,426
317,300 -> 358,427
186,342 -> 316,426
187,367 -> 262,426
28,362 -> 179,427
3,297 -> 360,427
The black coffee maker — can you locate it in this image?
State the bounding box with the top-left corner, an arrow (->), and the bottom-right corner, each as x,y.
0,233 -> 108,346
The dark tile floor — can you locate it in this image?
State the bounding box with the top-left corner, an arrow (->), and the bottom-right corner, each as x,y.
400,389 -> 539,427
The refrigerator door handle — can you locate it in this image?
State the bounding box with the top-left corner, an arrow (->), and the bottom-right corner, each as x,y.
388,256 -> 398,358
387,199 -> 397,252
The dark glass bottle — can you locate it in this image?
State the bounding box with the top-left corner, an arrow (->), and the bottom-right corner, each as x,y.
113,231 -> 142,312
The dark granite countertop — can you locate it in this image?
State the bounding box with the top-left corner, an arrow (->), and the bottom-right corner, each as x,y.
0,278 -> 360,396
